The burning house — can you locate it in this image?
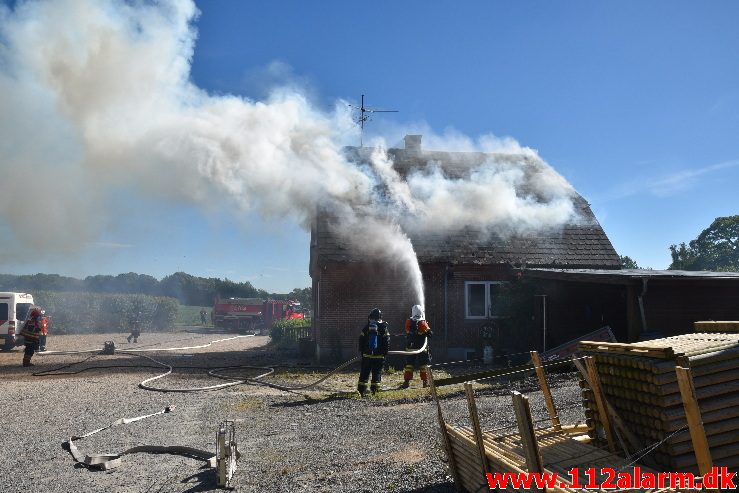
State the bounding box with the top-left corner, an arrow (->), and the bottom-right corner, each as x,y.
309,135 -> 621,362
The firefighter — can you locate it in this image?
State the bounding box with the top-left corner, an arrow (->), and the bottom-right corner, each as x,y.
39,315 -> 49,352
357,308 -> 390,397
401,304 -> 432,388
21,306 -> 48,367
127,312 -> 142,343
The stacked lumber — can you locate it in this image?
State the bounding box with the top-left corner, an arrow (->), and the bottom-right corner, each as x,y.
446,424 -> 681,492
694,321 -> 739,333
579,333 -> 739,473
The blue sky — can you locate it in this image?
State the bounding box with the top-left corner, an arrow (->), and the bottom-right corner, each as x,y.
2,1 -> 739,292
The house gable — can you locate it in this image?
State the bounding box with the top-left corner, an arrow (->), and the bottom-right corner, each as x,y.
310,136 -> 620,362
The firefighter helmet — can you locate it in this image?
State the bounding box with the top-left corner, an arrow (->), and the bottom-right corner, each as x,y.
369,308 -> 381,321
29,307 -> 43,318
411,304 -> 425,321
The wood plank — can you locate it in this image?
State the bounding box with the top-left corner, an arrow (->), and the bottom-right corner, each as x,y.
511,391 -> 544,493
531,350 -> 561,430
674,365 -> 715,483
583,356 -> 617,452
464,382 -> 491,478
427,367 -> 463,492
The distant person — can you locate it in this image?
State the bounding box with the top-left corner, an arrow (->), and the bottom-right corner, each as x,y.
127,312 -> 142,343
200,307 -> 207,325
21,306 -> 48,367
402,304 -> 432,388
357,308 -> 390,397
39,314 -> 49,352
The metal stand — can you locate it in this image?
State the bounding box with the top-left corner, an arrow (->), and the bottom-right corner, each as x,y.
216,420 -> 240,489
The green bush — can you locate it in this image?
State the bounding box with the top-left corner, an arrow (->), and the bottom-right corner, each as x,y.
270,318 -> 311,345
33,291 -> 178,334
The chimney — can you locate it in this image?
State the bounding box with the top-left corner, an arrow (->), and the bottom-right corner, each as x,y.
404,134 -> 422,152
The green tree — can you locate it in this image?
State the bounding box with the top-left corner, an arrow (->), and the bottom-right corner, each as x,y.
619,255 -> 640,269
669,215 -> 739,272
287,287 -> 312,307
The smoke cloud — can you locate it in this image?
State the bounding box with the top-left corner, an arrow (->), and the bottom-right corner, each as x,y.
0,0 -> 580,305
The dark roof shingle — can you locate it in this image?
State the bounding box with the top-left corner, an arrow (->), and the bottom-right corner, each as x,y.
314,145 -> 620,269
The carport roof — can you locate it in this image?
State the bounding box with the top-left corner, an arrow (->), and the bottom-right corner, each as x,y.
524,268 -> 739,284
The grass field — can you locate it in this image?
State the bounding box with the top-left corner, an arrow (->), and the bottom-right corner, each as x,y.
175,304 -> 211,326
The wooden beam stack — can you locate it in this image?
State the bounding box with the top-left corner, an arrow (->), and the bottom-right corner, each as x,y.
694,321 -> 739,333
578,333 -> 739,473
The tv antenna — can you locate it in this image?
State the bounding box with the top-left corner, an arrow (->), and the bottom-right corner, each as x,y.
347,94 -> 398,146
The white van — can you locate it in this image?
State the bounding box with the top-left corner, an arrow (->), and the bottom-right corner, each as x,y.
0,292 -> 34,351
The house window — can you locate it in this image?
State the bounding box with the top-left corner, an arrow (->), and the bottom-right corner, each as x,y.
465,281 -> 507,319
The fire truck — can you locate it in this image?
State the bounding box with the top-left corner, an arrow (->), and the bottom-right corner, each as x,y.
212,297 -> 304,334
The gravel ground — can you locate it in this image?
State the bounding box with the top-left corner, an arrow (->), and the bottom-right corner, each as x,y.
0,329 -> 585,493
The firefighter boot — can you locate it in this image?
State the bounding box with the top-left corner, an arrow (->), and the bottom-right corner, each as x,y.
420,366 -> 429,388
403,365 -> 414,388
22,355 -> 33,367
357,381 -> 369,397
127,334 -> 132,343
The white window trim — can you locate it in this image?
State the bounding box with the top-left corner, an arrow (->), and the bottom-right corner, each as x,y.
465,281 -> 507,319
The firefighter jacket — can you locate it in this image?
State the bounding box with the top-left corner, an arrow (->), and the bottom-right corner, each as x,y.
358,320 -> 390,358
405,319 -> 431,351
21,316 -> 48,342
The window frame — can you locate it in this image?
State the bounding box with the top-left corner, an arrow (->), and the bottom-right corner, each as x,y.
464,281 -> 507,319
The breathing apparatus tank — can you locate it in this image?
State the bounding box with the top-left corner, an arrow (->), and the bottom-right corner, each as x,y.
367,321 -> 378,351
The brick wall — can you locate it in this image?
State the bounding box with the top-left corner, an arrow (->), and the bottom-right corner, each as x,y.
314,261 -> 419,362
443,264 -> 512,356
313,260 -> 518,362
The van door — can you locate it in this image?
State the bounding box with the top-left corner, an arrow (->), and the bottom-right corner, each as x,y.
1,301 -> 10,349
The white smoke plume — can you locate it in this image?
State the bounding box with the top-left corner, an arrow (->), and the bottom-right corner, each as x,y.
0,0 -> 579,305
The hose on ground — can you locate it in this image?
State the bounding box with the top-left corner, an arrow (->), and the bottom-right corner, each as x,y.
33,334 -> 429,393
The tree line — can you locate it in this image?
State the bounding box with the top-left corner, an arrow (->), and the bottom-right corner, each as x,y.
620,215 -> 739,272
0,271 -> 312,307
33,291 -> 178,335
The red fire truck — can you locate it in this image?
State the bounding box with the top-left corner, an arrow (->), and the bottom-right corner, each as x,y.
212,297 -> 304,334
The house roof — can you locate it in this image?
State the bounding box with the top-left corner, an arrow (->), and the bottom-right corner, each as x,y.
313,136 -> 621,269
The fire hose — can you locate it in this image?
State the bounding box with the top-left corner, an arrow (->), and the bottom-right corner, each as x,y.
48,335 -> 427,485
38,334 -> 252,355
63,406 -> 240,488
139,338 -> 428,393
36,334 -> 429,393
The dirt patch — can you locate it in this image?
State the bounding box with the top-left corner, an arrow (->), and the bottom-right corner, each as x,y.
385,445 -> 426,464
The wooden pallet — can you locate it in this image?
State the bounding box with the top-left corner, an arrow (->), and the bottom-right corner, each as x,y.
428,351 -> 700,493
446,424 -> 685,493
